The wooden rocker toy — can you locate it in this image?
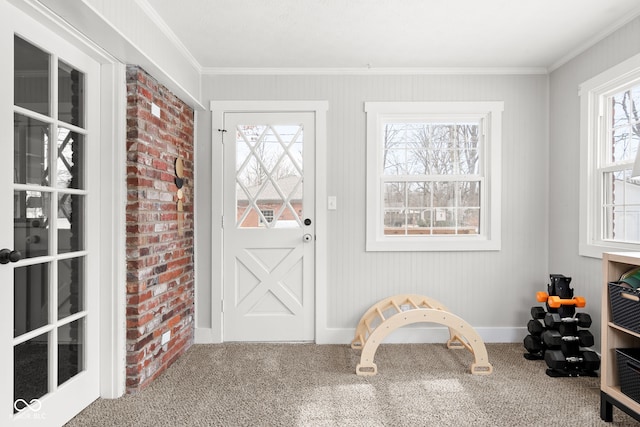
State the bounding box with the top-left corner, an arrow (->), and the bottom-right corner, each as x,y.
351,294 -> 493,376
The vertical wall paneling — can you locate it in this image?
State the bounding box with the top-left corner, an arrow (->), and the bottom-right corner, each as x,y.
197,72 -> 549,343
549,16 -> 640,352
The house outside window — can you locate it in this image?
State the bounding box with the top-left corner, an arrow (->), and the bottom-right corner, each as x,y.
579,53 -> 640,258
365,101 -> 503,252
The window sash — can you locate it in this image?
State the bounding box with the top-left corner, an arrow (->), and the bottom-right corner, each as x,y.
579,51 -> 640,257
365,101 -> 502,252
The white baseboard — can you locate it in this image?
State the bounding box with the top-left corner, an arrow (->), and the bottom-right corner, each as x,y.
194,327 -> 221,344
316,326 -> 527,345
197,326 -> 527,345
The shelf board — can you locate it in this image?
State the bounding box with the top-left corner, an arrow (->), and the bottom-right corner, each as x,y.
604,386 -> 640,410
608,322 -> 640,339
602,252 -> 640,419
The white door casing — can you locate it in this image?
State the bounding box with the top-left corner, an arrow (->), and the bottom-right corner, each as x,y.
222,112 -> 315,341
0,3 -> 102,425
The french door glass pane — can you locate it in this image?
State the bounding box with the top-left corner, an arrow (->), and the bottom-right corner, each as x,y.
14,263 -> 49,337
58,194 -> 84,253
14,113 -> 49,186
58,60 -> 84,127
58,257 -> 84,319
58,319 -> 84,386
14,35 -> 50,116
14,334 -> 49,413
57,129 -> 84,189
14,190 -> 50,259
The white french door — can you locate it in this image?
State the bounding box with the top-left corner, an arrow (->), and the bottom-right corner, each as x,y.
0,4 -> 101,426
223,112 -> 315,341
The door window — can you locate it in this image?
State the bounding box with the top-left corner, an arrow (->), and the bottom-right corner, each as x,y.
235,124 -> 304,228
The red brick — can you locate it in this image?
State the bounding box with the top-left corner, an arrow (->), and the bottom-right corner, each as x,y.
125,66 -> 194,394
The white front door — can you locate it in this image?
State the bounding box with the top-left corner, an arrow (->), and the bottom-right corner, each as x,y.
0,5 -> 101,426
223,112 -> 315,341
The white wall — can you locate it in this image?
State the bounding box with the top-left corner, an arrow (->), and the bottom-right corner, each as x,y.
31,0 -> 203,108
548,17 -> 640,352
195,73 -> 549,343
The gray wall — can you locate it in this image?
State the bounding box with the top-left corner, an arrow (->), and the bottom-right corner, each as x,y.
548,17 -> 640,350
195,73 -> 549,342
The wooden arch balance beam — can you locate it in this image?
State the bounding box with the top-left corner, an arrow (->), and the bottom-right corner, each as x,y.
350,294 -> 493,376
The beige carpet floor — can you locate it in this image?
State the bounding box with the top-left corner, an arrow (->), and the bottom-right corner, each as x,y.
66,343 -> 638,426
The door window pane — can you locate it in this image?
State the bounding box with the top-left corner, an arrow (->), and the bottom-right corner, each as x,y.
58,60 -> 84,127
58,319 -> 84,386
14,35 -> 50,116
14,113 -> 49,186
58,257 -> 84,319
58,194 -> 84,253
14,190 -> 50,259
14,263 -> 49,337
235,124 -> 304,228
14,334 -> 49,413
57,129 -> 84,189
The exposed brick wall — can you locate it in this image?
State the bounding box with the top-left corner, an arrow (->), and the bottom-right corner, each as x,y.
125,65 -> 194,393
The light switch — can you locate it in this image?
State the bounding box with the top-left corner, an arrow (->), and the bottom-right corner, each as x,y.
328,196 -> 337,210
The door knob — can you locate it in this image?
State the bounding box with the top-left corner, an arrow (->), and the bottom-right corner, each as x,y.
303,234 -> 312,242
0,249 -> 22,264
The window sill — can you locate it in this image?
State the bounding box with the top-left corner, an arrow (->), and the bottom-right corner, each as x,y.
580,241 -> 640,260
366,236 -> 501,252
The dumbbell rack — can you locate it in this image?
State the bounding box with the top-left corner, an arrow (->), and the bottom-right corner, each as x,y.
523,274 -> 600,377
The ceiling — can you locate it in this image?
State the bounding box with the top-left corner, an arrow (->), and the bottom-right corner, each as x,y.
144,0 -> 640,72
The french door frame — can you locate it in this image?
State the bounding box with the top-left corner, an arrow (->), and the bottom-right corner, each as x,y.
2,0 -> 128,404
209,101 -> 329,344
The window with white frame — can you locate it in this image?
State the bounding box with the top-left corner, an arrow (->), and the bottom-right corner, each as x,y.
580,53 -> 640,258
365,102 -> 503,251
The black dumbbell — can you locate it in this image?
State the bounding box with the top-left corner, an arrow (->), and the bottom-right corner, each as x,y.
527,319 -> 544,335
524,334 -> 545,354
544,312 -> 592,329
558,322 -> 578,337
531,306 -> 546,320
544,349 -> 600,371
541,330 -> 595,348
556,305 -> 576,319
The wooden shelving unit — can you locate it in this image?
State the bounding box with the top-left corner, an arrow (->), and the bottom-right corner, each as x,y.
601,252 -> 640,422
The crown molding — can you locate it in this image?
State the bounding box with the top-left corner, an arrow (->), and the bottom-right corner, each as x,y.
548,6 -> 640,72
135,0 -> 202,74
201,66 -> 548,76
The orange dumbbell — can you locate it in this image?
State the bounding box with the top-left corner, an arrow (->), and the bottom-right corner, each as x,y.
546,296 -> 586,309
536,292 -> 548,303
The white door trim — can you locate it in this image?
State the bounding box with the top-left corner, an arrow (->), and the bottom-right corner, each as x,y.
98,62 -> 127,399
8,0 -> 127,400
207,100 -> 328,343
